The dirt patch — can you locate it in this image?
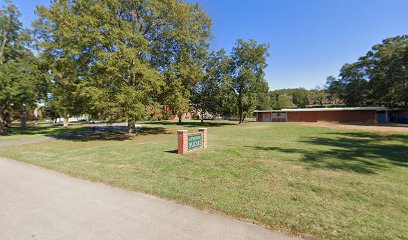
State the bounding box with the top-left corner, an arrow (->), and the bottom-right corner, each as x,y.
299,122 -> 408,133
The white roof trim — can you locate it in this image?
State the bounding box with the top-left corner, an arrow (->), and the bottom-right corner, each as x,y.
255,107 -> 390,112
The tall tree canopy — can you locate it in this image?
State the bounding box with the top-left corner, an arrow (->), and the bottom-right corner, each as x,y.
0,1 -> 45,134
228,39 -> 269,124
191,49 -> 229,121
35,0 -> 211,131
327,35 -> 408,107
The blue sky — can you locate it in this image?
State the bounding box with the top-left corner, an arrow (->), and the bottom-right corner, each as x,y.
4,0 -> 408,90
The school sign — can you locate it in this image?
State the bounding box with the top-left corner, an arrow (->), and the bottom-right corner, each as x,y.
188,133 -> 202,150
177,128 -> 208,154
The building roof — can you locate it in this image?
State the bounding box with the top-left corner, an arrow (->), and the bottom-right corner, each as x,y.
254,107 -> 390,113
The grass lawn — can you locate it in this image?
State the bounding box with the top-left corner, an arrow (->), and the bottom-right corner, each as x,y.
0,123 -> 91,141
0,121 -> 407,239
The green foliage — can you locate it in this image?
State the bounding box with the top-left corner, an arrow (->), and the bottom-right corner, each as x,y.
211,49 -> 237,117
164,74 -> 190,123
191,41 -> 270,120
35,0 -> 211,129
327,35 -> 408,107
269,92 -> 292,109
255,79 -> 270,110
191,49 -> 231,120
160,2 -> 211,123
309,86 -> 327,107
289,88 -> 309,107
229,39 -> 269,123
268,87 -> 327,109
325,75 -> 343,104
0,1 -> 45,133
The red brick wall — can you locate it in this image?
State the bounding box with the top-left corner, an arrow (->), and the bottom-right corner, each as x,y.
287,112 -> 317,122
258,110 -> 377,123
286,110 -> 376,123
316,110 -> 376,123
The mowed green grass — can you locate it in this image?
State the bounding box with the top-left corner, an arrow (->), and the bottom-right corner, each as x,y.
0,121 -> 407,239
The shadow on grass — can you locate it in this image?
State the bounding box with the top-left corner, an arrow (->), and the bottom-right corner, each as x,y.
55,126 -> 169,142
5,125 -> 93,138
4,120 -> 233,142
3,124 -> 169,142
165,149 -> 178,154
137,126 -> 169,136
247,131 -> 408,174
59,132 -> 130,142
144,120 -> 236,128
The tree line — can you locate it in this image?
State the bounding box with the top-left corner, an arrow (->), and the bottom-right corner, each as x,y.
261,35 -> 408,110
0,0 -> 269,134
326,35 -> 408,108
256,87 -> 333,110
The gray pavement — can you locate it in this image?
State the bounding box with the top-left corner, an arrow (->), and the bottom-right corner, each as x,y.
0,157 -> 299,240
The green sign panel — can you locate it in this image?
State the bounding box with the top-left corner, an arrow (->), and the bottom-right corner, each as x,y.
188,133 -> 202,150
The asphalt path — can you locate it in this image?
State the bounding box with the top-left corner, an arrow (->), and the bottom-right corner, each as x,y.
0,157 -> 299,240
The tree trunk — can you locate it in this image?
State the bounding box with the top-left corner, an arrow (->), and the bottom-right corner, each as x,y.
238,103 -> 244,124
0,122 -> 4,135
178,113 -> 182,124
20,107 -> 27,130
201,111 -> 204,123
0,113 -> 5,135
4,107 -> 11,128
63,117 -> 69,127
0,106 -> 5,135
238,92 -> 244,124
127,119 -> 135,134
238,110 -> 244,124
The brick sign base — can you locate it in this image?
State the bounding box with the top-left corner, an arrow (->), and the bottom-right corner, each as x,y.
177,128 -> 208,154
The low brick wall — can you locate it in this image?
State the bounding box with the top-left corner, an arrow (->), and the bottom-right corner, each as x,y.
177,128 -> 208,154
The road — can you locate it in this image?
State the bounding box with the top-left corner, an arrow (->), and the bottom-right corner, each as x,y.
0,157 -> 299,240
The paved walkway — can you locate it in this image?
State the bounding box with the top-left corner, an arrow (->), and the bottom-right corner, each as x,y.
0,157 -> 298,240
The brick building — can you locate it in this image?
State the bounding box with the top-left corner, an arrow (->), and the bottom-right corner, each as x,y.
255,107 -> 408,124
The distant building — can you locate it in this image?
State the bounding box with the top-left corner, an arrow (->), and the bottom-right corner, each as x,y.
254,107 -> 408,124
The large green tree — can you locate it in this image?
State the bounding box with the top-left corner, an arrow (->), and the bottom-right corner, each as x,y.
288,88 -> 309,108
339,62 -> 370,106
255,79 -> 270,110
310,86 -> 327,107
0,1 -> 44,134
269,92 -> 292,109
191,50 -> 229,122
327,35 -> 408,107
34,2 -> 92,127
325,75 -> 344,104
365,35 -> 408,107
212,49 -> 236,118
36,0 -> 211,131
229,39 -> 269,124
160,2 -> 211,124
